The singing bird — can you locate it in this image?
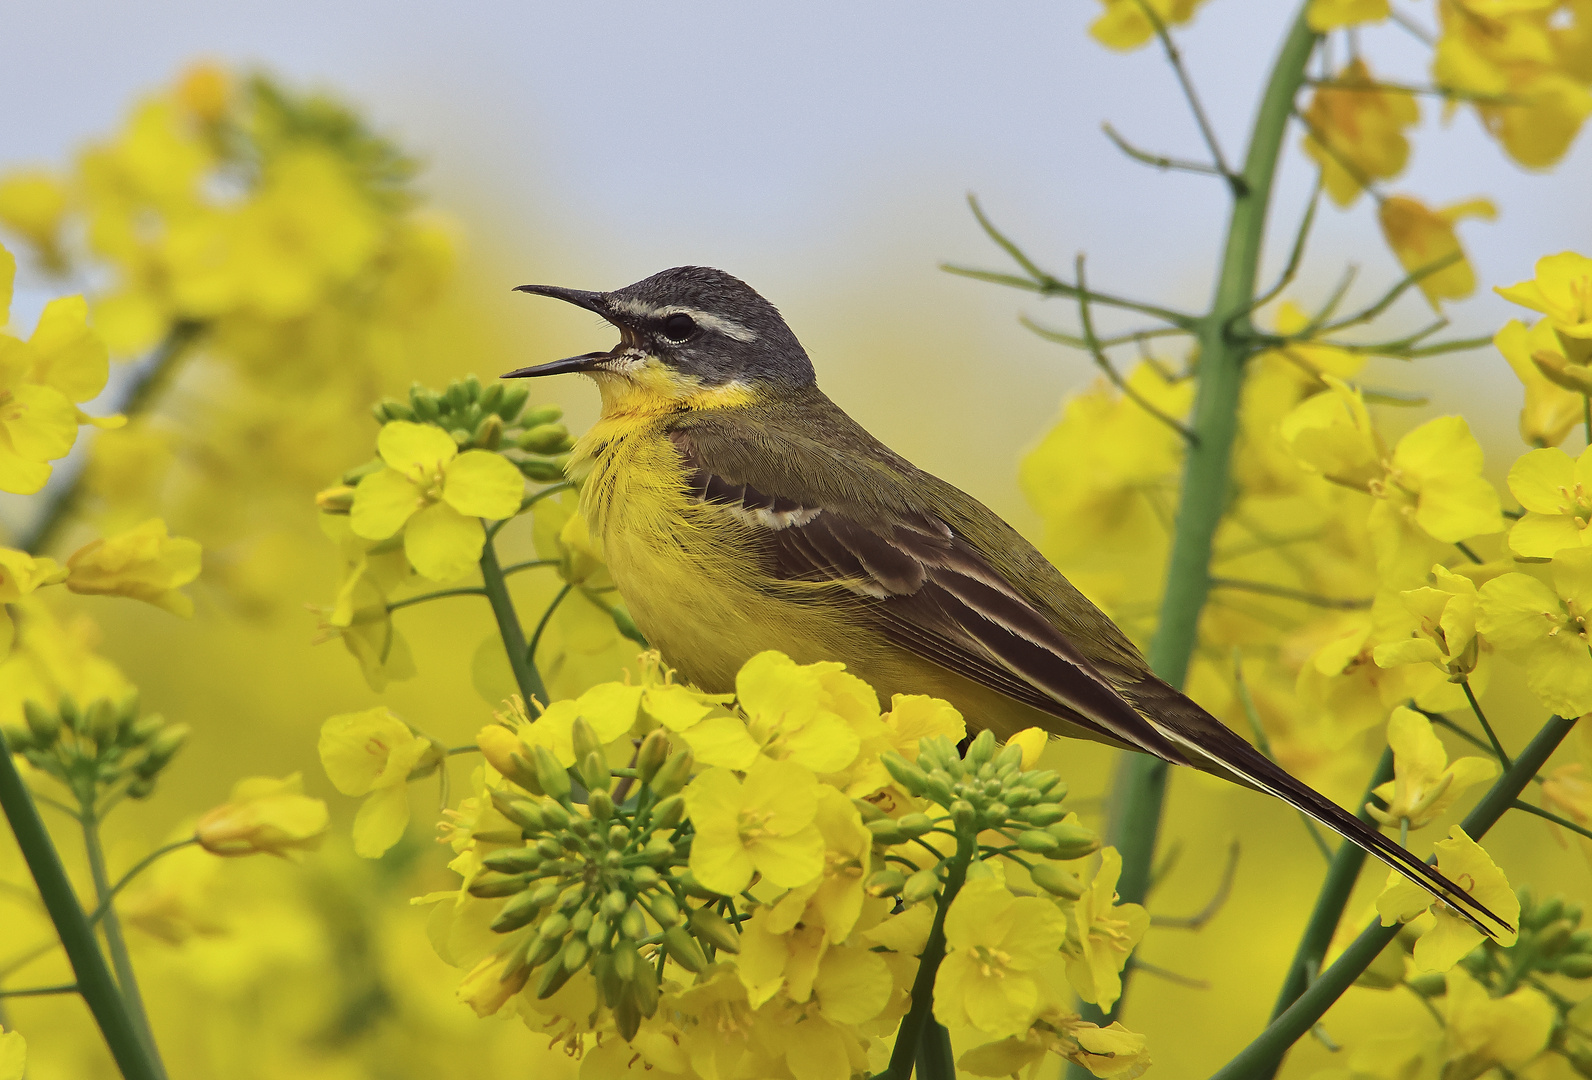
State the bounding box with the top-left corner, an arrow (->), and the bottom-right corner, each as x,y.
505,265 -> 1505,935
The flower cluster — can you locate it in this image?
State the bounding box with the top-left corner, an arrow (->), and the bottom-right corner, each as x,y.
4,690 -> 186,803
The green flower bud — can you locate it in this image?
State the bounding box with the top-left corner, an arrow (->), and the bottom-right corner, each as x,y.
538,800 -> 569,830
469,872 -> 531,898
480,382 -> 505,413
497,385 -> 530,421
1016,829 -> 1061,855
522,404 -> 564,427
128,715 -> 164,745
566,816 -> 592,839
483,848 -> 542,875
851,798 -> 890,824
409,385 -> 441,420
569,906 -> 594,935
1570,929 -> 1592,952
580,750 -> 612,793
992,742 -> 1023,773
867,819 -> 908,845
642,836 -> 675,865
517,458 -> 566,482
492,889 -> 546,932
663,926 -> 707,972
950,799 -> 977,833
896,813 -> 935,838
915,736 -> 956,772
473,413 -> 505,450
527,927 -> 565,968
982,802 -> 1010,826
631,951 -> 660,1015
1030,863 -> 1086,900
532,745 -> 571,801
1405,971 -> 1447,996
674,870 -> 719,900
506,750 -> 545,795
601,890 -> 630,919
866,870 -> 906,898
526,881 -> 561,909
449,428 -> 471,447
536,837 -> 562,859
536,955 -> 576,999
1537,919 -> 1575,957
621,904 -> 647,939
1046,823 -> 1101,860
595,951 -> 623,1007
649,893 -> 681,927
23,700 -> 59,746
518,423 -> 573,454
879,752 -> 928,796
587,912 -> 611,949
614,994 -> 642,1041
588,788 -> 615,820
571,717 -> 603,764
57,694 -> 81,732
114,691 -> 140,739
689,909 -> 741,954
650,749 -> 694,798
651,794 -> 685,830
1528,894 -> 1565,930
491,793 -> 544,832
1019,804 -> 1068,827
630,866 -> 661,890
1556,953 -> 1592,978
965,729 -> 996,766
125,777 -> 156,800
1023,771 -> 1064,798
374,398 -> 415,423
923,773 -> 955,807
462,375 -> 483,403
1,726 -> 31,752
636,730 -> 672,786
136,723 -> 189,777
1564,901 -> 1584,926
902,868 -> 940,903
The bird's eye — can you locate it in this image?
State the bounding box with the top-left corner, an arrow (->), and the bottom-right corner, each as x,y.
661,313 -> 697,342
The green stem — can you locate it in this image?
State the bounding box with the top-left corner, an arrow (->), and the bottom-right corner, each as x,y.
1462,680 -> 1510,768
386,586 -> 487,613
881,830 -> 977,1079
916,1021 -> 957,1079
0,981 -> 78,999
86,838 -> 199,928
0,738 -> 161,1080
478,533 -> 548,708
1213,714 -> 1577,1080
529,583 -> 574,669
81,808 -> 165,1078
1102,0 -> 1318,986
1261,747 -> 1394,1067
1511,798 -> 1592,843
19,320 -> 204,556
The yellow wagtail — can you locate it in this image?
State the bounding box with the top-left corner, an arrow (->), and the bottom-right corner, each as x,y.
505,265 -> 1505,934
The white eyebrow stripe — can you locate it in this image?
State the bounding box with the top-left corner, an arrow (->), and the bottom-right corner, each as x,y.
604,298 -> 758,343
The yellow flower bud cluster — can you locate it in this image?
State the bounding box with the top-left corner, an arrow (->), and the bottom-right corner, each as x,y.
5,690 -> 186,803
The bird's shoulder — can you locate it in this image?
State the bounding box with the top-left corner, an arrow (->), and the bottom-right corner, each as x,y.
664,387 -> 1149,677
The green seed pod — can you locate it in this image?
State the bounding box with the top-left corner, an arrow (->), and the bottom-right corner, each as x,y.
663,927 -> 707,972
517,458 -> 566,482
621,904 -> 647,940
1047,823 -> 1102,860
492,889 -> 546,933
469,872 -> 531,898
522,404 -> 564,427
650,749 -> 695,798
902,868 -> 941,903
1020,804 -> 1068,827
1556,953 -> 1592,978
580,750 -> 612,793
492,794 -> 546,833
879,752 -> 928,796
23,700 -> 59,745
532,745 -> 571,801
1405,971 -> 1448,996
950,799 -> 977,833
497,385 -> 530,421
588,788 -> 615,821
518,423 -> 573,454
674,870 -> 719,900
536,955 -> 576,999
992,742 -> 1023,773
483,848 -> 542,875
636,730 -> 672,786
1016,830 -> 1061,856
630,866 -> 661,891
651,795 -> 686,830
866,819 -> 908,846
866,870 -> 906,898
689,909 -> 741,954
1029,863 -> 1086,900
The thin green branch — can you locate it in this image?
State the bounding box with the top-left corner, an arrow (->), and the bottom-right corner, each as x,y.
1246,178 -> 1323,318
502,558 -> 558,577
1129,0 -> 1246,195
81,808 -> 165,1077
528,583 -> 574,671
1101,121 -> 1231,180
1511,798 -> 1592,842
0,736 -> 162,1080
1314,253 -> 1462,336
1209,576 -> 1371,610
1462,680 -> 1511,768
1151,839 -> 1241,928
386,586 -> 487,613
478,534 -> 548,708
1230,716 -> 1578,1080
0,981 -> 78,999
86,838 -> 199,929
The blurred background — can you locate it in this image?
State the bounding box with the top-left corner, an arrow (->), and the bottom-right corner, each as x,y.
1,2 -> 1589,1078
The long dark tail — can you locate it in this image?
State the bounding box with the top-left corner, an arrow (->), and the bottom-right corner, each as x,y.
1127,676 -> 1514,938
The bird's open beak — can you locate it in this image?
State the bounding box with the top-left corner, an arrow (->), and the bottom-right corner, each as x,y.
504,284 -> 620,378
501,351 -> 611,379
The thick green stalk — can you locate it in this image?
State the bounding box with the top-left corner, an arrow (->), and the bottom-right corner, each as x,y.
0,738 -> 161,1080
1112,2 -> 1320,906
81,808 -> 166,1078
1211,715 -> 1577,1080
881,830 -> 977,1080
479,535 -> 549,708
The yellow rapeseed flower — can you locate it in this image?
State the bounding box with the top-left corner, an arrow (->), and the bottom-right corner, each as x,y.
456,947 -> 531,1018
746,786 -> 873,950
1476,549 -> 1592,715
1279,375 -> 1384,489
1442,967 -> 1558,1072
1496,251 -> 1592,365
1507,444 -> 1592,556
1363,707 -> 1497,830
1065,848 -> 1150,1012
0,341 -> 79,496
0,1026 -> 24,1080
319,706 -> 436,858
350,420 -> 525,581
0,170 -> 69,260
683,755 -> 826,895
934,874 -> 1070,1038
1372,565 -> 1487,679
1376,825 -> 1518,970
1377,195 -> 1495,307
959,1014 -> 1151,1079
0,548 -> 66,657
64,518 -> 202,616
194,773 -> 329,858
1302,60 -> 1420,207
841,691 -> 965,801
1088,0 -> 1209,49
1494,318 -> 1584,447
1307,0 -> 1389,29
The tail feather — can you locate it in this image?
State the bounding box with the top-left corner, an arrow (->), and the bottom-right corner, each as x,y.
1129,677 -> 1514,939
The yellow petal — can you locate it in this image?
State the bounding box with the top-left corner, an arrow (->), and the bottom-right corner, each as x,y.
1507,447 -> 1577,513
443,450 -> 524,520
376,419 -> 457,473
351,784 -> 412,859
403,501 -> 483,581
349,468 -> 421,540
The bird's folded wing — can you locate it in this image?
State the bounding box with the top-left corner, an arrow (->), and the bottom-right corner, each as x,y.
669,432 -> 1190,764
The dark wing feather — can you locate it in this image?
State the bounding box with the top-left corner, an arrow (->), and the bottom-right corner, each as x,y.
663,404 -> 1512,937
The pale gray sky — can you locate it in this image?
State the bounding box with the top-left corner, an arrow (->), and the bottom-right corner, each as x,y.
3,1 -> 1589,518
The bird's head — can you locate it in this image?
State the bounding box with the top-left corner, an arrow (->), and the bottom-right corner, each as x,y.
503,266 -> 815,408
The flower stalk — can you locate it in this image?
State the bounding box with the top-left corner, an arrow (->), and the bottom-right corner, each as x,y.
478,534 -> 548,708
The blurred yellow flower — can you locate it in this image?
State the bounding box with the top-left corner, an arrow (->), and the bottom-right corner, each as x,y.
350,420 -> 524,581
457,946 -> 531,1018
0,1026 -> 24,1080
0,346 -> 79,495
314,546 -> 415,691
175,62 -> 231,124
1066,848 -> 1150,1012
319,706 -> 435,857
1372,565 -> 1487,679
0,548 -> 66,657
842,691 -> 965,800
1307,0 -> 1389,29
1497,251 -> 1592,365
1377,195 -> 1495,307
1442,967 -> 1558,1072
1507,444 -> 1592,556
1367,416 -> 1503,584
1363,707 -> 1497,830
15,295 -> 121,428
1302,60 -> 1420,207
1376,825 -> 1518,970
0,169 -> 69,261
1089,0 -> 1210,50
1476,549 -> 1592,715
64,518 -> 202,616
934,874 -> 1069,1038
195,773 -> 329,857
684,755 -> 826,895
960,1015 -> 1151,1079
1543,762 -> 1592,825
1494,318 -> 1585,447
1279,375 -> 1384,489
